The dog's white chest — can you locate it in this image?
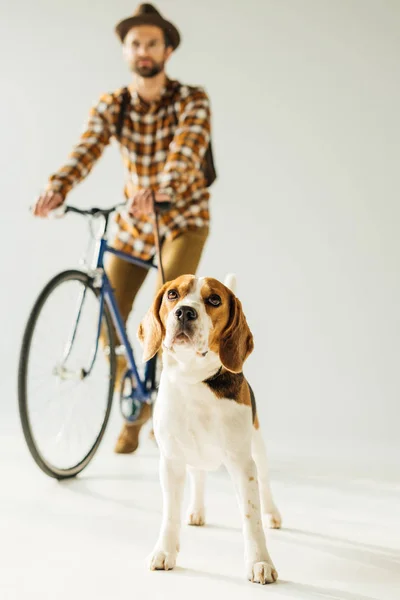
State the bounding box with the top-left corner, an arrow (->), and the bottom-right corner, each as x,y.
154,376 -> 225,470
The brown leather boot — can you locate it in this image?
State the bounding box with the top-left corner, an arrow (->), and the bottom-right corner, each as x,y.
114,402 -> 152,454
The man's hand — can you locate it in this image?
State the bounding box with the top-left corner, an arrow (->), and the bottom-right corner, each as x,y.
128,190 -> 171,218
33,191 -> 64,218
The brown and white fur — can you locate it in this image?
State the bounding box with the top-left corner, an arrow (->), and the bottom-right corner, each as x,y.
138,274 -> 281,585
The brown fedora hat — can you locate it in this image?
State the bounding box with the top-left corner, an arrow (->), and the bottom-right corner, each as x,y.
115,3 -> 181,50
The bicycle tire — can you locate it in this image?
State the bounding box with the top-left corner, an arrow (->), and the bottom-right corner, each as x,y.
18,269 -> 116,479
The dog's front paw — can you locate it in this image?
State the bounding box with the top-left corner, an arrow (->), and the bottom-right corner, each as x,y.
187,507 -> 205,526
247,561 -> 278,584
148,548 -> 177,571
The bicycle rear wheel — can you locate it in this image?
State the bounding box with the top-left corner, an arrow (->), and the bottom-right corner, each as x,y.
18,270 -> 116,479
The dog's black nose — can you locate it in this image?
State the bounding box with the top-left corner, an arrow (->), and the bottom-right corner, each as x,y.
175,305 -> 198,322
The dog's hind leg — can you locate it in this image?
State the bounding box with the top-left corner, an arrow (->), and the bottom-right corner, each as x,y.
251,428 -> 282,529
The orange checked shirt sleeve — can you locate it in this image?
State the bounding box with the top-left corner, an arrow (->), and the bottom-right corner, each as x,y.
159,88 -> 211,198
47,93 -> 117,197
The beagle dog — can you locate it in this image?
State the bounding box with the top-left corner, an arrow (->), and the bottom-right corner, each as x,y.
138,274 -> 281,585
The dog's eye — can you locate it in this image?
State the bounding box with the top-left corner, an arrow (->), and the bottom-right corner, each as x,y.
167,289 -> 179,300
207,294 -> 222,307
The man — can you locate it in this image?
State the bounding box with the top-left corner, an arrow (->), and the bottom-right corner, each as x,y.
33,4 -> 212,454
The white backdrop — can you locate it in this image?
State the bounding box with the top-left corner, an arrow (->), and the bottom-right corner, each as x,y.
1,0 -> 399,467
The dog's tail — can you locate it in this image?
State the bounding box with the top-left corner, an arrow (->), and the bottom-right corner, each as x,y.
224,273 -> 237,294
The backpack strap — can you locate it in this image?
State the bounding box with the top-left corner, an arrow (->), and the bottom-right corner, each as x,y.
116,87 -> 131,139
171,86 -> 217,188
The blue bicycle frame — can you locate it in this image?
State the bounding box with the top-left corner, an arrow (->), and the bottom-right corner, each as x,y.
92,236 -> 157,401
59,203 -> 168,411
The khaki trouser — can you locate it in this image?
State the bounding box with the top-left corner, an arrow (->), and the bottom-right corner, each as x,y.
104,227 -> 209,385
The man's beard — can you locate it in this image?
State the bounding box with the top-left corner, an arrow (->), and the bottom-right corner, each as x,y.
132,59 -> 165,78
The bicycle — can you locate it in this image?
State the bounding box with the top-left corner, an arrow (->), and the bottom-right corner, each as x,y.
18,202 -> 169,480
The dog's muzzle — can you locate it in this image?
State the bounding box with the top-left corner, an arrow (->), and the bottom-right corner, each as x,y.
164,303 -> 207,355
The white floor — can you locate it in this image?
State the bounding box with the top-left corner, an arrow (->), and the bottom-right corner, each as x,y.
1,409 -> 400,600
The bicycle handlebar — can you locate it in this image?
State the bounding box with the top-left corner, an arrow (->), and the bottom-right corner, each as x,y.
31,201 -> 172,219
64,204 -> 124,218
64,202 -> 172,218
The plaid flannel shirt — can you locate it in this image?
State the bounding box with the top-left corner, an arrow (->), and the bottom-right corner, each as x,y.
47,78 -> 211,260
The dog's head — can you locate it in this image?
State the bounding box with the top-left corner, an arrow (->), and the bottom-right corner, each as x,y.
138,275 -> 254,373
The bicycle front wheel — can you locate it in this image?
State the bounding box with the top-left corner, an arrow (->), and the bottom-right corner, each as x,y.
18,270 -> 116,479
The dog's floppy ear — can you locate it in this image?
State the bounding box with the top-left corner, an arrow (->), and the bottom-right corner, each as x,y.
219,293 -> 254,373
138,283 -> 169,362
